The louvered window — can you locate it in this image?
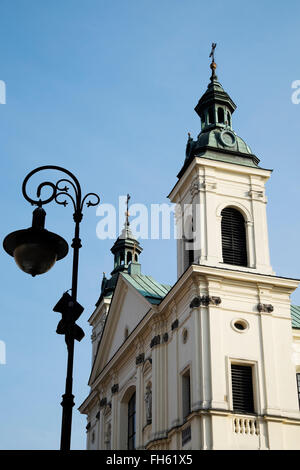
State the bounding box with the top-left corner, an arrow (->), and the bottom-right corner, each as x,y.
231,364 -> 255,414
184,218 -> 194,269
221,207 -> 247,267
182,369 -> 191,420
297,373 -> 300,409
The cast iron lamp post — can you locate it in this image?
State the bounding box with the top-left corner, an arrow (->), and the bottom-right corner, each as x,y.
3,165 -> 100,451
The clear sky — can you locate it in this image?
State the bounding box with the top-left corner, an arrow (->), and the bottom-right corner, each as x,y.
1,0 -> 300,450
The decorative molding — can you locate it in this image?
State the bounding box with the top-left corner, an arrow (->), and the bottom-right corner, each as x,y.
190,179 -> 201,198
171,319 -> 179,330
143,357 -> 152,368
150,335 -> 161,349
91,331 -> 96,342
216,201 -> 252,223
257,303 -> 274,313
136,353 -> 145,365
249,189 -> 264,200
182,328 -> 188,344
100,397 -> 107,408
111,384 -> 119,395
202,181 -> 217,191
163,333 -> 169,343
190,295 -> 222,308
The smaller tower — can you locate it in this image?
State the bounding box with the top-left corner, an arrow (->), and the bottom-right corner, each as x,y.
97,194 -> 143,303
110,194 -> 142,275
194,56 -> 236,133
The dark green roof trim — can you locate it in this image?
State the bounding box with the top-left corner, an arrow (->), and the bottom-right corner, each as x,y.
291,305 -> 300,329
122,272 -> 172,304
178,145 -> 261,179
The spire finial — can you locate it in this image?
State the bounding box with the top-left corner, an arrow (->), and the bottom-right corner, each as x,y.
209,42 -> 217,81
125,193 -> 131,226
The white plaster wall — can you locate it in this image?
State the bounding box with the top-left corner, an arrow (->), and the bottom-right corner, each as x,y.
83,267 -> 300,450
171,160 -> 273,279
108,289 -> 149,361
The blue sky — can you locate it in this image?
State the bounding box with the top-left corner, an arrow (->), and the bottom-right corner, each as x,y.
1,0 -> 300,450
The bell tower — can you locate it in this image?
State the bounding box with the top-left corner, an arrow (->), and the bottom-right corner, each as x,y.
110,194 -> 142,276
169,47 -> 274,278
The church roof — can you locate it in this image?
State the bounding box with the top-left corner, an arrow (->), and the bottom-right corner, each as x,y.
122,272 -> 172,304
291,305 -> 300,329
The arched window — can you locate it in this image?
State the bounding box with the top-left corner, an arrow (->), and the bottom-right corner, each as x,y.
221,207 -> 247,266
200,113 -> 205,130
218,107 -> 224,123
114,254 -> 117,268
227,112 -> 231,127
208,107 -> 215,124
127,251 -> 132,265
128,392 -> 136,450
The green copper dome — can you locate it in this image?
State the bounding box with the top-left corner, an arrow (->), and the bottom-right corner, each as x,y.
178,60 -> 260,178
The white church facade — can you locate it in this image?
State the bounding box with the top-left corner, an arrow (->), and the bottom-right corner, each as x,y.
79,56 -> 300,450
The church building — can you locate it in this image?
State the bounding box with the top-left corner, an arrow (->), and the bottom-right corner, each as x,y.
79,51 -> 300,450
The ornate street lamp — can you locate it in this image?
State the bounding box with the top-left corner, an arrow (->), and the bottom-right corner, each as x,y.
3,165 -> 100,451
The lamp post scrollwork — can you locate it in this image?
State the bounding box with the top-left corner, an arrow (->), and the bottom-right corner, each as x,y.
3,165 -> 100,450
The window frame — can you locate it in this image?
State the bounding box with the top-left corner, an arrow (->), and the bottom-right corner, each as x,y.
127,391 -> 136,450
221,207 -> 248,267
181,366 -> 192,421
226,357 -> 260,415
296,373 -> 300,410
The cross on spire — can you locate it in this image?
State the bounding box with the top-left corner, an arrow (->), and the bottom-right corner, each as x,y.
209,42 -> 218,81
125,193 -> 131,226
209,42 -> 217,63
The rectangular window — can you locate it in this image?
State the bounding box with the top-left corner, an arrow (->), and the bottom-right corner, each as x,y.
296,373 -> 300,409
182,369 -> 191,420
128,392 -> 136,450
181,425 -> 191,446
184,242 -> 194,270
231,364 -> 254,414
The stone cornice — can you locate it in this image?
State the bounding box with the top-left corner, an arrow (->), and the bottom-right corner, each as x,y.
190,265 -> 299,290
145,408 -> 300,450
168,155 -> 272,202
88,264 -> 298,389
78,389 -> 99,415
88,297 -> 111,326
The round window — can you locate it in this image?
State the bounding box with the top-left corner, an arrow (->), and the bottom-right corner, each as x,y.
231,318 -> 249,333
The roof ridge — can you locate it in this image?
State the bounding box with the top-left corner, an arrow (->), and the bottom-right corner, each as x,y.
122,272 -> 171,303
137,274 -> 170,296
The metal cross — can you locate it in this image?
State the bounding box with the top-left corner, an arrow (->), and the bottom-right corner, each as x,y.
126,193 -> 131,225
209,42 -> 217,62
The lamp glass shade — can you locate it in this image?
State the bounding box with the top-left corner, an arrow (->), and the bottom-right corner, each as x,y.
13,242 -> 58,276
3,226 -> 69,277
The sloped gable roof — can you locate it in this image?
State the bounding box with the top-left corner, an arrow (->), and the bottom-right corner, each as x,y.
121,272 -> 171,304
88,272 -> 171,385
